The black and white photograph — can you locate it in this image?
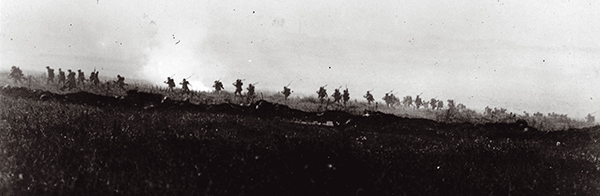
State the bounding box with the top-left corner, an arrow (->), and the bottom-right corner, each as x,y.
1,0 -> 599,195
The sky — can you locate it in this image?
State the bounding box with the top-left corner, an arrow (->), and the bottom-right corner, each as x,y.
1,0 -> 600,118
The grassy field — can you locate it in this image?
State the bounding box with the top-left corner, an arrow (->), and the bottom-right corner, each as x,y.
1,72 -> 600,195
1,86 -> 600,195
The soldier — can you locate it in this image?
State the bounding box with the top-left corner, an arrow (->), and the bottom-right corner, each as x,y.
332,88 -> 342,103
233,79 -> 243,97
65,69 -> 77,90
402,96 -> 413,107
77,69 -> 85,86
282,86 -> 292,100
430,98 -> 437,110
316,86 -> 328,103
93,71 -> 100,86
437,100 -> 444,110
415,95 -> 423,109
116,75 -> 126,90
164,77 -> 176,91
364,91 -> 374,104
46,66 -> 55,84
9,66 -> 24,84
342,88 -> 350,105
246,83 -> 256,102
213,80 -> 224,93
180,78 -> 191,94
57,68 -> 66,85
383,93 -> 391,107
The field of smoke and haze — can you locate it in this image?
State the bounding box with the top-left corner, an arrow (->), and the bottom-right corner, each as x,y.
2,0 -> 600,118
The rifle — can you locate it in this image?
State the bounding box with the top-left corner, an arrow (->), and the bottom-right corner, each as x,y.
252,82 -> 259,85
185,74 -> 194,80
170,74 -> 176,78
285,81 -> 292,87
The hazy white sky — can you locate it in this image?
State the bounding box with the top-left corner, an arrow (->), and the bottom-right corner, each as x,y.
2,0 -> 600,118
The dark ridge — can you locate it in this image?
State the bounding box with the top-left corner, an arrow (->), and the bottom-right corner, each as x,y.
1,86 -> 541,135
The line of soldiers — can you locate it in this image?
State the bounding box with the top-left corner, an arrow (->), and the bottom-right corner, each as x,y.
44,66 -> 124,91
164,77 -> 192,94
315,85 -> 350,105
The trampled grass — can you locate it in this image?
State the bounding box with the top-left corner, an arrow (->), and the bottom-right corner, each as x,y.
1,93 -> 599,195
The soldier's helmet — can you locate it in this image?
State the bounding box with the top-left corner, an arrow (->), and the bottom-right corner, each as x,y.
46,66 -> 50,69
183,79 -> 187,82
68,69 -> 72,72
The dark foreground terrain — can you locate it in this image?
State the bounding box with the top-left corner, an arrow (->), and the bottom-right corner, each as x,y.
1,87 -> 599,195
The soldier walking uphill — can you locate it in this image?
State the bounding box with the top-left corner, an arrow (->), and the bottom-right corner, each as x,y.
364,91 -> 374,104
89,70 -> 100,86
164,77 -> 176,91
233,79 -> 244,97
77,69 -> 85,86
282,86 -> 292,100
180,78 -> 191,94
342,88 -> 350,105
332,88 -> 342,103
57,68 -> 66,85
316,86 -> 328,103
246,84 -> 256,102
213,80 -> 224,93
415,95 -> 423,109
9,66 -> 24,84
46,66 -> 55,84
61,69 -> 77,90
115,75 -> 127,90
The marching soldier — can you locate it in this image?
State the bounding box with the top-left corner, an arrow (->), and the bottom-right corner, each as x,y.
116,75 -> 126,90
342,88 -> 350,105
9,66 -> 24,84
180,78 -> 191,94
213,80 -> 224,93
246,83 -> 256,102
164,77 -> 176,91
282,86 -> 292,100
46,66 -> 55,84
57,68 -> 66,85
77,69 -> 85,86
364,91 -> 374,104
415,95 -> 423,109
332,88 -> 342,103
65,69 -> 76,90
316,86 -> 328,103
233,79 -> 243,97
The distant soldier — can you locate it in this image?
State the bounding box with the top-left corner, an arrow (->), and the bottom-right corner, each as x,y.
164,77 -> 176,91
316,86 -> 328,103
332,88 -> 342,103
282,86 -> 292,100
233,79 -> 243,96
91,70 -> 100,86
77,69 -> 85,86
65,69 -> 77,90
180,78 -> 191,94
246,83 -> 256,102
363,91 -> 374,104
9,66 -> 24,84
402,96 -> 413,107
430,98 -> 437,110
342,88 -> 350,105
116,75 -> 126,90
46,66 -> 55,84
57,68 -> 66,85
415,95 -> 423,109
213,80 -> 224,93
383,93 -> 394,107
437,100 -> 444,110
